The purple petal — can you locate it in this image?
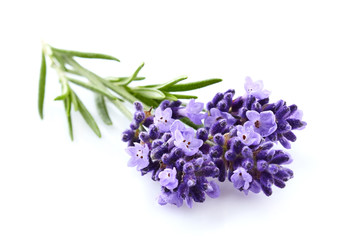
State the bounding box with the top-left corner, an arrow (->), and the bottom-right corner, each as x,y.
166,179 -> 179,190
249,180 -> 261,193
127,157 -> 138,167
136,159 -> 149,171
186,197 -> 193,208
163,108 -> 173,118
231,174 -> 244,189
206,181 -> 220,198
189,138 -> 203,148
210,108 -> 222,117
246,110 -> 260,122
188,99 -> 204,113
170,120 -> 186,133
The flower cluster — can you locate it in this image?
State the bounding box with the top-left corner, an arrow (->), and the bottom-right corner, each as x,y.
122,77 -> 306,207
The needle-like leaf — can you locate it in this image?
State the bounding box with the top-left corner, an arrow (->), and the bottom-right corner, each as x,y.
157,75 -> 188,91
74,93 -> 101,138
180,117 -> 203,130
54,78 -> 70,101
70,91 -> 79,111
67,77 -> 118,100
107,76 -> 146,82
38,51 -> 47,119
95,95 -> 113,125
52,47 -> 120,62
162,92 -> 178,101
64,96 -> 74,140
165,78 -> 222,92
172,94 -> 198,99
117,62 -> 145,85
132,87 -> 166,99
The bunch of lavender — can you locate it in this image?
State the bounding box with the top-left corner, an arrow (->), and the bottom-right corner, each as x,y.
123,77 -> 306,207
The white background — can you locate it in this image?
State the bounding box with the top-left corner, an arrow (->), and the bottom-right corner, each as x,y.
0,1 -> 348,239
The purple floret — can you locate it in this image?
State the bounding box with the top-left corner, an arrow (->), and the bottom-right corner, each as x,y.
246,110 -> 277,137
244,76 -> 270,99
231,167 -> 253,191
236,122 -> 261,146
125,143 -> 150,171
154,107 -> 174,133
159,167 -> 179,190
178,99 -> 207,125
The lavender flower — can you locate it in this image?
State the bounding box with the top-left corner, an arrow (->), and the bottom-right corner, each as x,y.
236,122 -> 261,146
231,167 -> 252,191
159,167 -> 178,190
244,76 -> 270,99
246,110 -> 277,137
205,181 -> 220,198
158,190 -> 183,207
174,128 -> 203,156
125,143 -> 149,170
178,99 -> 207,125
154,107 -> 174,132
204,108 -> 236,128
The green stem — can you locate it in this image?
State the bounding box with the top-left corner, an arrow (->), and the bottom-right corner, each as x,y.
63,56 -> 136,118
64,56 -> 151,109
111,99 -> 133,120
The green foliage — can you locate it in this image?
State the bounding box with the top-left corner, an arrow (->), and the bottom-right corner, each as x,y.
38,43 -> 222,140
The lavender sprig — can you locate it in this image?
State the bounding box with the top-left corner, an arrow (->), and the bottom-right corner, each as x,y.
38,43 -> 222,140
123,77 -> 306,207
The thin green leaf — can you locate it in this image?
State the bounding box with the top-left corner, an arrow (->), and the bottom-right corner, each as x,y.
52,47 -> 120,62
180,117 -> 203,130
64,97 -> 74,141
117,62 -> 145,85
67,114 -> 73,141
54,91 -> 69,100
157,75 -> 188,91
132,87 -> 166,99
166,78 -> 222,92
110,99 -> 133,121
38,51 -> 47,119
75,94 -> 101,138
133,94 -> 160,109
142,84 -> 160,88
67,77 -> 117,100
172,94 -> 198,99
66,94 -> 72,116
162,92 -> 178,101
54,78 -> 70,101
70,91 -> 79,111
95,95 -> 112,125
107,76 -> 145,82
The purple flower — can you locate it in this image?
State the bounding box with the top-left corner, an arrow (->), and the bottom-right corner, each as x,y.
166,120 -> 186,146
174,128 -> 203,156
178,99 -> 207,125
236,122 -> 261,146
154,107 -> 174,132
170,120 -> 186,135
205,181 -> 220,198
158,191 -> 183,207
125,143 -> 149,170
244,76 -> 270,99
290,109 -> 306,130
231,167 -> 253,190
204,108 -> 236,128
159,167 -> 179,190
246,110 -> 277,137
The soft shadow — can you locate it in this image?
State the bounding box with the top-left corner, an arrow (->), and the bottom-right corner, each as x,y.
146,180 -> 269,229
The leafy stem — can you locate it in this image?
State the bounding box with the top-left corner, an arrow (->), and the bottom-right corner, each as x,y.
38,43 -> 222,140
